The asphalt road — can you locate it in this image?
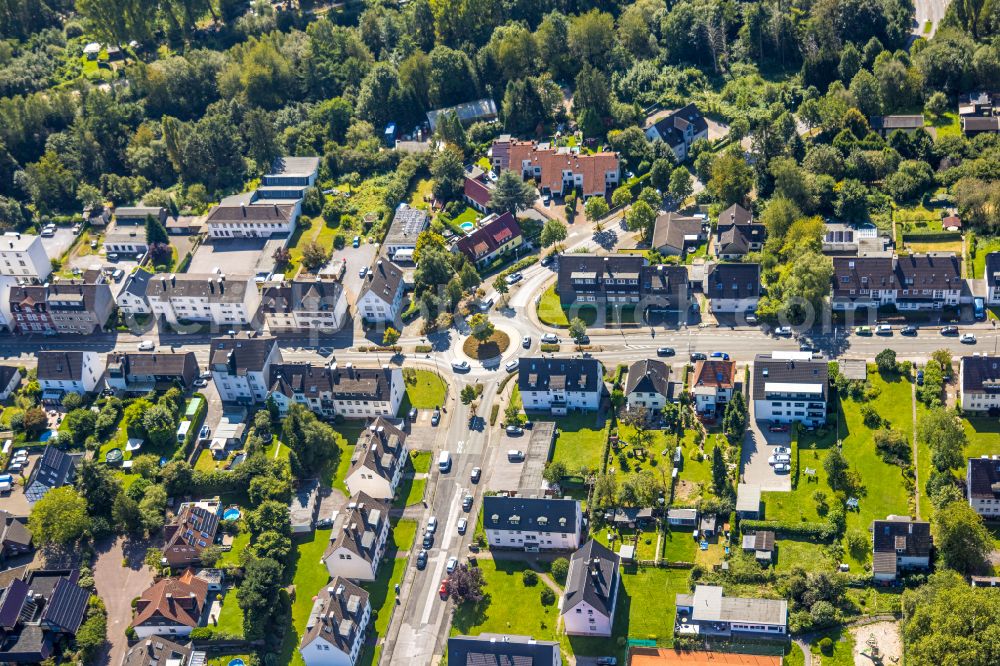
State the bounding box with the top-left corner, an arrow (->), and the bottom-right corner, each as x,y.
911,0 -> 950,41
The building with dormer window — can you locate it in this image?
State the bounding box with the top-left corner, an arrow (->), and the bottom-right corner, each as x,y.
561,540 -> 620,636
518,357 -> 603,414
210,333 -> 281,404
322,493 -> 391,582
299,578 -> 371,666
871,516 -> 931,581
345,418 -> 408,500
643,104 -> 709,161
453,212 -> 524,268
832,254 -> 963,311
483,495 -> 582,551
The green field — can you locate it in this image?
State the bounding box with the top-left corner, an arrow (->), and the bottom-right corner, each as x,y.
391,519 -> 417,551
217,531 -> 250,567
973,238 -> 1000,278
537,284 -> 570,327
409,450 -> 432,473
392,476 -> 426,508
398,370 -> 448,414
774,538 -> 835,573
451,559 -> 561,641
214,588 -> 245,637
762,427 -> 837,524
964,416 -> 1000,462
807,626 -> 856,666
547,412 -> 609,472
660,527 -> 698,562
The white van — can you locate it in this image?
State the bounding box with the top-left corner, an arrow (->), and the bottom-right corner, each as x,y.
438,450 -> 451,472
176,420 -> 192,443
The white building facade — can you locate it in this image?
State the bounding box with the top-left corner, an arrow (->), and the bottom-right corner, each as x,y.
0,233 -> 50,281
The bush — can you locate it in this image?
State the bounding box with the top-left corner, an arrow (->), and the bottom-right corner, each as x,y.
551,558 -> 569,583
540,587 -> 555,605
819,637 -> 834,655
522,569 -> 538,586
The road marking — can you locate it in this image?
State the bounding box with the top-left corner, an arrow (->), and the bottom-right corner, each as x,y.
456,440 -> 465,454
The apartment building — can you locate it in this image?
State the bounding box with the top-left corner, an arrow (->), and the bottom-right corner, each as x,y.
518,357 -> 603,413
210,333 -> 281,404
960,355 -> 1000,413
967,456 -> 1000,518
9,275 -> 114,334
146,273 -> 261,327
267,363 -> 404,419
643,103 -> 709,161
561,540 -> 620,636
260,278 -> 348,333
832,254 -> 963,310
985,253 -> 1000,305
752,352 -> 828,427
491,136 -> 620,198
345,418 -> 408,500
705,263 -> 761,313
555,254 -> 690,314
624,359 -> 671,412
715,204 -> 765,260
483,495 -> 582,551
691,359 -> 736,416
105,351 -> 199,392
0,233 -> 50,281
299,578 -> 371,666
356,260 -> 405,323
37,350 -> 102,397
322,493 -> 391,582
871,516 -> 932,581
117,269 -> 153,315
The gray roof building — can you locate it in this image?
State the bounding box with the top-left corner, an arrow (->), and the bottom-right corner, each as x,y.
123,637 -> 202,666
518,357 -> 602,395
324,493 -> 390,564
25,446 -> 81,504
752,353 -> 829,402
300,577 -> 370,656
625,359 -> 670,397
676,585 -> 787,632
210,334 -> 279,374
706,263 -> 761,301
447,634 -> 561,666
562,539 -> 620,619
483,496 -> 580,535
383,204 -> 428,251
652,213 -> 706,255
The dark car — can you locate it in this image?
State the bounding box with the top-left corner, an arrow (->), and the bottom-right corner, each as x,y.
940,325 -> 959,336
462,494 -> 473,511
471,467 -> 481,483
596,659 -> 618,666
799,342 -> 817,353
901,325 -> 918,336
916,369 -> 924,386
416,549 -> 428,569
656,347 -> 675,357
422,531 -> 434,548
690,352 -> 707,361
768,424 -> 789,433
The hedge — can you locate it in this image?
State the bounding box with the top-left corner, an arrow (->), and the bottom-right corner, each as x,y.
540,343 -> 559,352
497,255 -> 539,280
739,518 -> 837,541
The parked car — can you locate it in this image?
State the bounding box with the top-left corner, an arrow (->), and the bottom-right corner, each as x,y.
656,347 -> 675,357
774,326 -> 792,336
690,352 -> 707,361
199,425 -> 211,440
358,266 -> 368,278
746,314 -> 758,325
352,236 -> 360,248
507,450 -> 524,461
112,269 -> 124,281
961,333 -> 977,344
409,407 -> 417,421
541,333 -> 559,344
193,378 -> 208,388
774,463 -> 791,473
462,494 -> 473,511
768,454 -> 791,465
426,516 -> 437,533
479,297 -> 494,312
446,556 -> 458,573
901,325 -> 918,336
975,297 -> 986,321
876,324 -> 892,335
540,254 -> 553,267
799,342 -> 818,353
431,409 -> 441,426
416,549 -> 428,569
439,580 -> 449,600
451,361 -> 470,372
710,351 -> 729,360
940,325 -> 959,336
470,467 -> 482,483
596,658 -> 617,666
854,326 -> 872,336
768,424 -> 788,432
916,369 -> 924,386
772,446 -> 791,455
505,359 -> 519,372
423,531 -> 434,548
457,518 -> 468,534
522,335 -> 531,348
137,340 -> 155,351
505,272 -> 523,285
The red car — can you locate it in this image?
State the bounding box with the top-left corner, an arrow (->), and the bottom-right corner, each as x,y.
768,424 -> 788,433
439,580 -> 449,600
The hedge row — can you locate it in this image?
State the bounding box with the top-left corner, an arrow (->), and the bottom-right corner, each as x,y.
739,518 -> 837,541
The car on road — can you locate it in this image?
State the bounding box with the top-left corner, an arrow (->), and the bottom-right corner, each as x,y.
710,351 -> 729,360
409,407 -> 418,421
505,359 -> 519,372
505,272 -> 523,285
451,361 -> 470,372
916,369 -> 924,385
137,340 -> 156,351
193,378 -> 208,388
745,313 -> 758,325
446,556 -> 458,573
774,463 -> 791,473
799,342 -> 818,353
416,549 -> 428,569
541,333 -> 559,344
423,531 -> 434,548
596,658 -> 617,666
458,518 -> 468,534
961,333 -> 977,344
656,347 -> 675,357
507,449 -> 524,461
358,266 -> 368,278
462,494 -> 473,511
768,454 -> 791,465
690,352 -> 707,361
854,326 -> 872,336
199,425 -> 211,441
522,335 -> 531,348
540,254 -> 554,267
940,325 -> 959,336
768,424 -> 788,432
901,325 -> 918,336
471,467 -> 481,483
439,580 -> 449,600
772,446 -> 791,455
431,409 -> 441,426
505,425 -> 523,436
427,516 -> 437,533
774,326 -> 792,336
876,324 -> 892,335
479,297 -> 494,312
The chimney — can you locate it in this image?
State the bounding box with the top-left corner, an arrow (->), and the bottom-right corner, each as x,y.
241,203 -> 246,216
209,280 -> 215,294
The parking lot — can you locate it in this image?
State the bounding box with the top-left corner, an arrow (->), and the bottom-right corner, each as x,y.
485,421 -> 555,493
324,244 -> 378,304
401,410 -> 440,452
38,227 -> 76,261
0,450 -> 41,517
187,237 -> 276,276
740,402 -> 792,492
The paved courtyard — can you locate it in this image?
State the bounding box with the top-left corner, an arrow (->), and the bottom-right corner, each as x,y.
93,537 -> 154,666
187,237 -> 277,276
740,399 -> 792,492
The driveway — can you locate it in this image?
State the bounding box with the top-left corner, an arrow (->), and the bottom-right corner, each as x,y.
740,400 -> 792,492
324,244 -> 377,305
187,237 -> 271,276
39,228 -> 76,261
93,536 -> 154,666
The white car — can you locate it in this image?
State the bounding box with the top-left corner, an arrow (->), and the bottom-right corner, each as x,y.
541,333 -> 559,344
504,359 -> 519,372
774,326 -> 792,336
961,333 -> 977,344
457,518 -> 468,534
772,446 -> 791,455
446,556 -> 458,573
876,324 -> 892,335
359,266 -> 368,278
768,454 -> 791,465
505,272 -> 523,285
774,463 -> 791,473
427,516 -> 437,533
137,340 -> 156,351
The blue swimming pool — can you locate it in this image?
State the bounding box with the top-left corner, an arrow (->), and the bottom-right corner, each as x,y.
459,221 -> 475,232
38,430 -> 53,442
228,660 -> 246,666
222,506 -> 241,521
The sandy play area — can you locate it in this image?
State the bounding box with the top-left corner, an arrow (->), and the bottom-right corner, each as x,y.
851,621 -> 903,666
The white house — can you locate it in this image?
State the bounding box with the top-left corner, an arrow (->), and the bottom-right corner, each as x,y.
0,366 -> 21,401
210,334 -> 281,404
561,540 -> 620,637
116,269 -> 153,315
323,493 -> 391,582
967,456 -> 1000,518
871,516 -> 932,581
268,363 -> 404,420
345,418 -> 408,501
356,260 -> 405,323
132,569 -> 207,639
146,273 -> 261,327
675,585 -> 787,636
36,351 -> 101,398
624,359 -> 670,412
643,104 -> 709,161
299,578 -> 371,666
483,496 -> 582,551
0,233 -> 50,282
986,253 -> 1000,305
832,254 -> 963,311
705,263 -> 760,313
752,352 -> 828,427
960,355 -> 1000,413
517,357 -> 603,414
690,359 -> 736,417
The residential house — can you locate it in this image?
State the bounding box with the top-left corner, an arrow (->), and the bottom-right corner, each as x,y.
666,508 -> 698,527
0,233 -> 50,282
943,214 -> 962,231
870,115 -> 925,137
448,635 -> 562,666
210,333 -> 281,404
651,213 -> 707,257
24,446 -> 81,504
715,205 -> 765,260
705,263 -> 760,313
0,511 -> 31,563
383,204 -> 428,261
323,493 -> 391,582
356,260 -> 405,324
0,366 -> 21,401
132,569 -> 208,638
116,269 -> 153,315
103,227 -> 148,257
426,98 -> 497,130
741,531 -> 776,563
463,167 -> 494,213
491,136 -> 620,198
146,273 -> 261,327
555,254 -> 690,314
299,578 -> 371,666
985,253 -> 1000,306
453,212 -> 524,269
691,359 -> 736,417
625,359 -> 670,412
9,276 -> 114,334
871,516 -> 932,581
736,483 -> 761,519
161,499 -> 222,569
36,350 -> 101,399
290,480 -> 321,534
675,585 -> 787,636
752,352 -> 828,427
105,351 -> 199,392
260,278 -> 348,333
959,355 -> 1000,413
264,156 -> 321,189
345,418 -> 408,501
831,254 -> 963,311
268,363 -> 404,420
115,206 -> 167,226
966,456 -> 1000,518
561,539 -> 620,637
958,91 -> 1000,117
206,195 -> 299,239
961,116 -> 1000,136
483,495 -> 582,551
643,104 -> 710,161
166,216 -> 203,236
123,637 -> 205,666
0,568 -> 90,663
518,357 -> 603,414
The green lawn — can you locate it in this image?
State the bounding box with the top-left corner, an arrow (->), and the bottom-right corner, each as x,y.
451,207 -> 480,228
775,539 -> 834,573
594,526 -> 661,561
217,531 -> 250,567
907,239 -> 963,254
973,238 -> 1000,278
391,518 -> 418,551
407,177 -> 434,210
930,111 -> 961,139
547,412 -> 609,473
762,427 -> 837,523
451,559 -> 561,641
964,416 -> 1000,462
363,556 -> 407,637
214,589 -> 245,637
673,429 -> 716,503
537,284 -> 570,327
284,528 -> 335,666
660,527 -> 698,562
785,643 -> 805,666
807,626 -> 856,666
392,477 -> 426,508
398,370 -> 448,414
409,450 -> 431,473
325,424 -> 364,495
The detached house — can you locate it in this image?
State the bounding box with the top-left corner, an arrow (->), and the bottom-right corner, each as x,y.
715,204 -> 765,260
625,359 -> 671,412
356,260 -> 405,324
37,350 -> 101,399
268,363 -> 404,419
643,104 -> 710,161
146,273 -> 261,327
323,493 -> 391,582
966,456 -> 1000,518
0,510 -> 32,562
463,167 -> 494,213
124,636 -> 205,666
161,499 -> 222,569
561,539 -> 620,637
383,205 -> 428,261
483,495 -> 583,551
345,418 -> 408,501
871,516 -> 932,581
518,357 -> 603,413
691,359 -> 736,417
132,569 -> 208,638
651,213 -> 707,257
752,352 -> 828,427
985,253 -> 1000,305
705,263 -> 760,313
0,366 -> 21,401
299,578 -> 371,666
453,212 -> 524,268
676,585 -> 787,637
260,278 -> 349,333
960,355 -> 1000,413
24,446 -> 82,504
832,254 -> 963,311
116,269 -> 153,315
491,136 -> 620,198
210,333 -> 281,404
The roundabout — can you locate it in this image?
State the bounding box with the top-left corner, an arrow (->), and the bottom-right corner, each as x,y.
461,328 -> 510,360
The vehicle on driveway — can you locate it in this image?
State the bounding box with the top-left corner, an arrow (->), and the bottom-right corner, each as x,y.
193,378 -> 208,388
940,325 -> 959,336
596,658 -> 618,666
505,425 -> 523,436
471,467 -> 481,483
452,361 -> 470,372
901,325 -> 918,336
199,425 -> 211,441
961,333 -> 977,344
772,446 -> 791,455
409,407 -> 418,421
656,347 -> 675,357
975,296 -> 986,321
774,463 -> 791,473
768,423 -> 788,432
768,454 -> 791,465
